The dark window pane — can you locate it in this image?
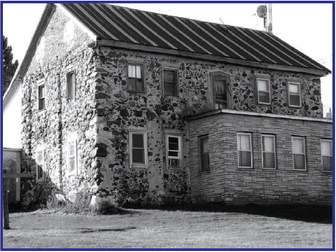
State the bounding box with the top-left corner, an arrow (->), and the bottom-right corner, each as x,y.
164,70 -> 176,83
168,137 -> 179,150
259,91 -> 270,103
239,151 -> 251,167
168,159 -> 180,168
128,78 -> 144,92
168,151 -> 178,157
263,153 -> 275,168
132,134 -> 144,148
294,154 -> 305,169
132,149 -> 144,163
323,157 -> 332,171
37,165 -> 43,180
164,83 -> 177,96
201,153 -> 209,171
67,72 -> 75,100
290,95 -> 300,106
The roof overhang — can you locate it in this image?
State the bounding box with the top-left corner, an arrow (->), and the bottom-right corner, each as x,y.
97,39 -> 330,77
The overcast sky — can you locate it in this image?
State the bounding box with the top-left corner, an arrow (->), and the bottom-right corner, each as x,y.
3,3 -> 333,114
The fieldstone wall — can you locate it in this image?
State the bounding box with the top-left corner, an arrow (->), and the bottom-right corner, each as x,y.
21,7 -> 99,207
188,112 -> 332,205
93,46 -> 325,205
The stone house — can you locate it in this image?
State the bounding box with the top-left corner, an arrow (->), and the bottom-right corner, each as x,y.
3,3 -> 332,208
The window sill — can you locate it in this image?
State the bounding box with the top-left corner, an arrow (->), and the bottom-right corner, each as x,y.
237,166 -> 254,169
128,90 -> 146,94
198,170 -> 210,175
288,105 -> 301,108
261,167 -> 277,170
131,164 -> 148,169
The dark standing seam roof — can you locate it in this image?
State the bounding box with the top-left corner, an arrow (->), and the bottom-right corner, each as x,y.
62,3 -> 329,73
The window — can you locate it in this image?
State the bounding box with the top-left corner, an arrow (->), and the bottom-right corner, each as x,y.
321,140 -> 332,172
288,82 -> 301,107
67,72 -> 76,100
199,135 -> 210,172
38,84 -> 45,110
292,137 -> 306,170
261,135 -> 276,169
237,133 -> 253,168
212,74 -> 232,110
127,64 -> 144,92
163,70 -> 178,97
166,135 -> 182,168
67,138 -> 78,174
36,149 -> 44,181
257,79 -> 271,104
130,132 -> 148,166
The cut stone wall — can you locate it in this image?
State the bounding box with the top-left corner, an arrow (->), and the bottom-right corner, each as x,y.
188,112 -> 332,205
21,7 -> 99,207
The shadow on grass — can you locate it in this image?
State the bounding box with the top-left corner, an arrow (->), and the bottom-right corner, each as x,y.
125,203 -> 332,224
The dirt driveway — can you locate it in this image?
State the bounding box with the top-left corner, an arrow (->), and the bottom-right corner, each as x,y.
3,208 -> 332,249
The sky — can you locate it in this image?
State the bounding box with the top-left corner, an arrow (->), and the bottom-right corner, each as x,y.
3,2 -> 333,114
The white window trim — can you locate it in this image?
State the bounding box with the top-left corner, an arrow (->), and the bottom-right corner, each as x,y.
257,78 -> 271,105
129,130 -> 148,168
67,133 -> 78,176
288,82 -> 301,108
237,133 -> 253,169
37,79 -> 46,110
261,134 -> 277,170
321,139 -> 332,173
165,134 -> 182,168
291,136 -> 307,171
35,145 -> 45,182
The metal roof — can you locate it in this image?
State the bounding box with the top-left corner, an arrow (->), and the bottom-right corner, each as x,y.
62,3 -> 329,75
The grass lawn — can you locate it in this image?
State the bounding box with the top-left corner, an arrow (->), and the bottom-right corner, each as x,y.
3,208 -> 333,249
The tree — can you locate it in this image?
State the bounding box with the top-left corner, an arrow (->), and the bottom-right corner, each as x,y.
3,36 -> 18,95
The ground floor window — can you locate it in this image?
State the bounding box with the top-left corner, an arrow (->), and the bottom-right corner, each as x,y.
67,137 -> 78,175
129,131 -> 148,167
166,135 -> 182,168
36,148 -> 45,181
321,140 -> 332,172
292,136 -> 306,170
237,133 -> 253,168
199,135 -> 210,172
261,134 -> 276,169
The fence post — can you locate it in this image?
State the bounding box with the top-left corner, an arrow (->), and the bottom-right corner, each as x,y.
3,170 -> 10,229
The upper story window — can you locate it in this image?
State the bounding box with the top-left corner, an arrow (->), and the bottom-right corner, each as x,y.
199,135 -> 210,172
166,135 -> 182,168
288,82 -> 301,107
36,148 -> 45,181
127,64 -> 144,93
292,136 -> 306,170
38,83 -> 45,110
67,136 -> 78,175
129,131 -> 148,167
211,74 -> 232,110
163,70 -> 178,97
261,134 -> 276,169
237,133 -> 253,168
257,79 -> 271,104
321,140 -> 332,172
67,71 -> 76,101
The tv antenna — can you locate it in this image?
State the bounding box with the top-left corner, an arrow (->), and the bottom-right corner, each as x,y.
256,4 -> 273,33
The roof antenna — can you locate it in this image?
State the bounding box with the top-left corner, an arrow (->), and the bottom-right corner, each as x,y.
256,4 -> 273,33
219,17 -> 229,31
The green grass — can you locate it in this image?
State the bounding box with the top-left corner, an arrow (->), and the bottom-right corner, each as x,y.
3,208 -> 332,249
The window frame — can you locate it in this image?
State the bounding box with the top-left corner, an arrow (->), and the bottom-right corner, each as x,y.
291,136 -> 307,171
129,130 -> 148,168
166,134 -> 182,168
199,135 -> 210,172
162,68 -> 179,97
256,78 -> 271,105
237,133 -> 253,169
288,82 -> 301,108
67,134 -> 78,176
127,63 -> 145,93
35,147 -> 45,182
37,80 -> 46,110
261,134 -> 277,170
66,71 -> 76,101
210,72 -> 232,110
321,139 -> 332,172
